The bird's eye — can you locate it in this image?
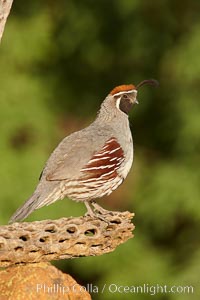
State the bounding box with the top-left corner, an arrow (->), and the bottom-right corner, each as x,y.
122,94 -> 128,99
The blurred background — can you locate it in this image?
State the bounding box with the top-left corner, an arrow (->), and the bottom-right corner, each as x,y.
1,0 -> 200,299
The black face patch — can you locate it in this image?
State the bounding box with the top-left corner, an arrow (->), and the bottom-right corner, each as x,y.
119,95 -> 133,114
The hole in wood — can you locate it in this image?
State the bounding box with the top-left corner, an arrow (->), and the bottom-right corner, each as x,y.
58,239 -> 68,243
14,246 -> 23,252
106,225 -> 115,231
110,218 -> 122,224
19,235 -> 29,241
66,226 -> 77,234
91,244 -> 103,248
44,225 -> 57,233
0,243 -> 4,249
84,228 -> 97,236
30,249 -> 38,253
39,236 -> 49,243
76,242 -> 86,245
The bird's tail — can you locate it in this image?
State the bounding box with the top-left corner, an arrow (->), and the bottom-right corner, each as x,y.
9,192 -> 41,224
9,182 -> 61,224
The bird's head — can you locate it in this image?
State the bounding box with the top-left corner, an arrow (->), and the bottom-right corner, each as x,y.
109,79 -> 159,115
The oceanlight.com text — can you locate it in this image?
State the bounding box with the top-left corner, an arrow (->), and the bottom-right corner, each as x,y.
36,283 -> 194,295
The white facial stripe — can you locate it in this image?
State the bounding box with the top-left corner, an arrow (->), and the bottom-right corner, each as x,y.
113,89 -> 137,97
116,97 -> 121,109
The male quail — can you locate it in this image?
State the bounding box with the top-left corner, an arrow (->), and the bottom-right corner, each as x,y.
9,79 -> 158,223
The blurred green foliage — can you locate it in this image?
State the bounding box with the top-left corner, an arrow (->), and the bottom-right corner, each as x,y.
1,0 -> 200,299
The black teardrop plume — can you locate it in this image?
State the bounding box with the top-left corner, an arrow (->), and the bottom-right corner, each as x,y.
136,79 -> 159,89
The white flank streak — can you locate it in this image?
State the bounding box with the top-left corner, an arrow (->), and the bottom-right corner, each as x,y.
80,177 -> 99,183
81,164 -> 116,171
101,169 -> 116,177
107,138 -> 116,143
110,157 -> 118,161
89,156 -> 110,163
109,147 -> 121,154
81,171 -> 116,183
102,139 -> 115,148
117,157 -> 123,161
112,178 -> 123,189
93,150 -> 110,157
80,178 -> 108,185
102,144 -> 110,149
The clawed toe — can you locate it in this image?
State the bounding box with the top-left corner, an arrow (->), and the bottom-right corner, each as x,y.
84,200 -> 115,223
91,201 -> 113,215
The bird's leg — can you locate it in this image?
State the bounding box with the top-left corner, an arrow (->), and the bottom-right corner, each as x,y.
84,201 -> 111,223
84,201 -> 96,217
91,200 -> 114,215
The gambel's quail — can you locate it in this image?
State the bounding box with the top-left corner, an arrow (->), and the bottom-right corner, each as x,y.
9,79 -> 158,223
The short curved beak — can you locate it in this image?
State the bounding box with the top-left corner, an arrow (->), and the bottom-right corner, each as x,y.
130,90 -> 138,105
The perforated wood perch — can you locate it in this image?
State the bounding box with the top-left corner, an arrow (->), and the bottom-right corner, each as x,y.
0,211 -> 134,268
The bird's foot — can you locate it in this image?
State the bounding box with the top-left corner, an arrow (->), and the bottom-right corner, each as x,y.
91,201 -> 114,216
84,201 -> 112,223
